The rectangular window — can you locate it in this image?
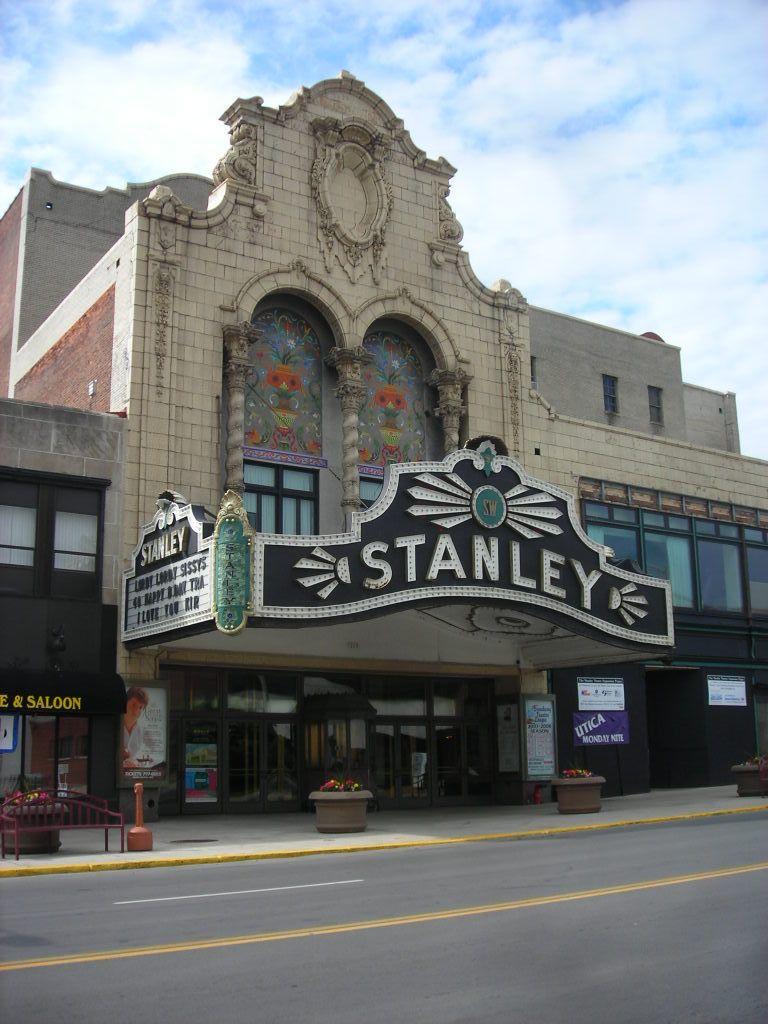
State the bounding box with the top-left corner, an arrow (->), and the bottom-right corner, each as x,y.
587,523 -> 639,563
602,375 -> 618,413
0,478 -> 102,598
697,539 -> 744,612
648,385 -> 663,424
644,532 -> 694,608
244,462 -> 318,535
360,479 -> 383,509
530,356 -> 538,389
747,546 -> 768,614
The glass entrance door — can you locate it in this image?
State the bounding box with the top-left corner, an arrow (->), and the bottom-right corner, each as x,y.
183,720 -> 220,813
373,721 -> 429,806
224,719 -> 299,812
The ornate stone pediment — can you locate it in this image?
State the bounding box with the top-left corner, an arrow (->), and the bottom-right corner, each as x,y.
310,117 -> 393,284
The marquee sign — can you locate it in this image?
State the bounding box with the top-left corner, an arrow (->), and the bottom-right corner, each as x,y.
253,444 -> 673,650
123,495 -> 213,642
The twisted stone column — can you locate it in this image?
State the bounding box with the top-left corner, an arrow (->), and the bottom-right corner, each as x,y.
326,346 -> 372,518
223,322 -> 261,494
428,368 -> 472,453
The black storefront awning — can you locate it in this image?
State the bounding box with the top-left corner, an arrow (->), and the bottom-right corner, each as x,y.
0,671 -> 126,716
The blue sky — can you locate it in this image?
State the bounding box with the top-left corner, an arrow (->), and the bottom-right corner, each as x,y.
1,0 -> 766,459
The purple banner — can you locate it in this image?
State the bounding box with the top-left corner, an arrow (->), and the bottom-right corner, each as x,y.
573,711 -> 629,746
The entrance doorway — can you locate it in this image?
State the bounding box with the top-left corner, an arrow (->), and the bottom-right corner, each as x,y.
160,716 -> 299,814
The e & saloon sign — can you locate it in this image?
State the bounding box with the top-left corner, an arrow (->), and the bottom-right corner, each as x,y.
254,444 -> 673,650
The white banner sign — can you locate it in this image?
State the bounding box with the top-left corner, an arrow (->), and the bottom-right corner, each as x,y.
707,675 -> 747,707
577,678 -> 625,710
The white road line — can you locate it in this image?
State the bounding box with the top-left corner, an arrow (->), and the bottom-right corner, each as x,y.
114,879 -> 365,906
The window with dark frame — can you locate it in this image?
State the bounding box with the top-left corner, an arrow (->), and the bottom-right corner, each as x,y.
243,462 -> 318,535
0,477 -> 102,598
582,499 -> 766,615
602,374 -> 618,413
359,478 -> 383,510
648,385 -> 663,424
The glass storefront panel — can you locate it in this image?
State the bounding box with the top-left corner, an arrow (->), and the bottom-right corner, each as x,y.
227,721 -> 260,803
399,724 -> 428,800
227,673 -> 298,713
466,723 -> 492,797
25,716 -> 56,790
374,724 -> 396,799
367,678 -> 426,715
327,719 -> 347,776
435,723 -> 461,797
57,717 -> 88,792
434,680 -> 464,717
184,721 -> 219,805
266,722 -> 297,803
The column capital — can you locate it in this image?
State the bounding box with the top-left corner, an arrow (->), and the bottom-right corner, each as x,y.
223,321 -> 262,362
325,346 -> 373,380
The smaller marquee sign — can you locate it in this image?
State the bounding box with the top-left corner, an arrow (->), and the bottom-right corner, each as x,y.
122,494 -> 213,643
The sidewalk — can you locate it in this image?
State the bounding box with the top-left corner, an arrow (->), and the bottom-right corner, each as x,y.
2,786 -> 765,878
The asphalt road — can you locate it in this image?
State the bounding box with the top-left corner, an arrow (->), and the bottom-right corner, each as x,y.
1,814 -> 766,1023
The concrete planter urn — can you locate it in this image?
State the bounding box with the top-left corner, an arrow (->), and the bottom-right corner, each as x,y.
730,762 -> 768,797
552,774 -> 606,814
309,788 -> 373,833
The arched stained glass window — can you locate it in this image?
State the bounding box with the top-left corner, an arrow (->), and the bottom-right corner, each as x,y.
358,329 -> 426,466
245,308 -> 323,455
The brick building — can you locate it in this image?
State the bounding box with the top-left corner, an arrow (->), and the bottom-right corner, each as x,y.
1,73 -> 766,816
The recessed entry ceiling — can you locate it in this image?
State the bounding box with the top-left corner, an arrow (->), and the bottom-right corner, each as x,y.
151,603 -> 662,671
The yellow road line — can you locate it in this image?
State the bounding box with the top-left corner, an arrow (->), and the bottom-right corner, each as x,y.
2,860 -> 766,972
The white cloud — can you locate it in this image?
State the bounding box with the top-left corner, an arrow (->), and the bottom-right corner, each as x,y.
0,0 -> 766,458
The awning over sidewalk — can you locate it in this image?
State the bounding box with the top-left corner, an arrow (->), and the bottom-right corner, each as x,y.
0,671 -> 126,716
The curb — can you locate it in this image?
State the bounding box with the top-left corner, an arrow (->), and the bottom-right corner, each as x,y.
2,803 -> 766,878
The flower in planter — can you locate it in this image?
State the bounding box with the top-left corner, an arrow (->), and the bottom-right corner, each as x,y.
6,789 -> 52,803
318,778 -> 362,792
559,768 -> 594,778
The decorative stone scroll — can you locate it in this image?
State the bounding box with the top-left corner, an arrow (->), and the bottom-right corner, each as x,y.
427,367 -> 473,454
326,346 -> 373,516
311,117 -> 393,284
213,120 -> 261,187
437,185 -> 464,244
223,322 -> 261,494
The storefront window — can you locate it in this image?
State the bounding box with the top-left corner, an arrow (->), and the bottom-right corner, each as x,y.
434,680 -> 464,717
187,674 -> 220,711
644,532 -> 694,608
367,678 -> 426,715
25,716 -> 56,790
697,539 -> 744,611
227,673 -> 298,713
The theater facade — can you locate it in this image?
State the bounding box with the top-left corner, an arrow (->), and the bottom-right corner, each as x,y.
3,74 -> 767,815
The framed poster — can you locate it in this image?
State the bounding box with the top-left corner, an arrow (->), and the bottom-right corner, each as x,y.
523,695 -> 556,779
119,683 -> 169,786
577,678 -> 625,710
707,675 -> 747,707
497,703 -> 520,773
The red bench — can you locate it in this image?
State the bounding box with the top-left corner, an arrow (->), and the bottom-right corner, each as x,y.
0,790 -> 125,860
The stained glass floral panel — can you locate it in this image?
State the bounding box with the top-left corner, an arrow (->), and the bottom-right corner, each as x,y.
245,309 -> 323,455
358,330 -> 426,466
